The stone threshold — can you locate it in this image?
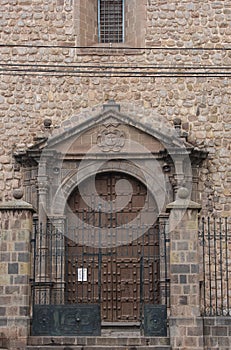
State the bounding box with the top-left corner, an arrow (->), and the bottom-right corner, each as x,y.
27,336 -> 170,347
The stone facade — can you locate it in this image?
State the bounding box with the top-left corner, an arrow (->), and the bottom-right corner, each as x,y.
0,0 -> 230,217
0,1 -> 230,350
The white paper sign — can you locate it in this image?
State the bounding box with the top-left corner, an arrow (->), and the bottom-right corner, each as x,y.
78,268 -> 87,282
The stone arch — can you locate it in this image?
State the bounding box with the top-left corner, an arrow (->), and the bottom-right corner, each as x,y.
50,158 -> 167,220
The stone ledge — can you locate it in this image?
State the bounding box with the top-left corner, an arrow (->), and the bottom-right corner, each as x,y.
0,200 -> 35,212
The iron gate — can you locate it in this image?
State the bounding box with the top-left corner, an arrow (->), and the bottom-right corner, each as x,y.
30,215 -> 169,336
199,217 -> 231,317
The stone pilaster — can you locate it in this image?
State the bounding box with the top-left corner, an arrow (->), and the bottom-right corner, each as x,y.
167,187 -> 204,350
0,190 -> 35,350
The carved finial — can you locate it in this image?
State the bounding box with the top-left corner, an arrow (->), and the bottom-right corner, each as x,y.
177,187 -> 189,199
44,118 -> 52,128
13,189 -> 24,200
103,100 -> 120,111
173,118 -> 188,140
166,186 -> 201,211
173,118 -> 182,137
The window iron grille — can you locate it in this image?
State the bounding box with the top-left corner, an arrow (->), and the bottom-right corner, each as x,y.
98,0 -> 124,43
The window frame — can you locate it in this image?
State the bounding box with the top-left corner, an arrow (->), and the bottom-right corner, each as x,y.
97,0 -> 125,44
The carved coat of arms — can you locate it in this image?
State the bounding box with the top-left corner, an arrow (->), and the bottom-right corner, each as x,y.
97,126 -> 125,152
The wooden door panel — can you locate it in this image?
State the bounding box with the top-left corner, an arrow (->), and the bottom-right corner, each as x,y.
116,260 -> 140,321
66,172 -> 160,322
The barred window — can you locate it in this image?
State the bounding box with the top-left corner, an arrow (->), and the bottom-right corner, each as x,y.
98,0 -> 124,43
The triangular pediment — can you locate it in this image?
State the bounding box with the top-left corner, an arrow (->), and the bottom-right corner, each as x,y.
43,108 -> 187,156
15,104 -> 199,167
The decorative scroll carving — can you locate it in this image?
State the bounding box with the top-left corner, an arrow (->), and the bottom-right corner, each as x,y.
97,125 -> 125,152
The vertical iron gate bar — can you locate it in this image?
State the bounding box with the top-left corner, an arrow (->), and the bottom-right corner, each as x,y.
219,218 -> 223,314
98,204 -> 102,305
46,223 -> 49,303
225,217 -> 229,313
55,226 -> 58,304
38,222 -> 42,305
163,220 -> 168,306
81,206 -> 84,304
153,223 -> 157,303
207,217 -> 212,314
201,218 -> 206,315
148,225 -> 151,307
140,255 -> 144,327
213,218 -> 218,315
81,210 -> 84,303
44,222 -> 47,303
31,220 -> 37,310
64,221 -> 68,304
61,224 -> 64,304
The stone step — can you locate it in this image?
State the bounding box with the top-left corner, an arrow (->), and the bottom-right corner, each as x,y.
27,336 -> 170,347
26,347 -> 171,350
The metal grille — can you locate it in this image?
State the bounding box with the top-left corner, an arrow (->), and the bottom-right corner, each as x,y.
30,171 -> 170,334
199,217 -> 231,316
98,0 -> 124,43
31,217 -> 170,324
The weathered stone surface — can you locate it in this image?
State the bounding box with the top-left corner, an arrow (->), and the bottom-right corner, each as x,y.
0,1 -> 229,213
0,3 -> 230,350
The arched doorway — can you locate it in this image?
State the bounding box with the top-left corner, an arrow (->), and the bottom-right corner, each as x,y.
26,103 -> 207,336
65,171 -> 160,323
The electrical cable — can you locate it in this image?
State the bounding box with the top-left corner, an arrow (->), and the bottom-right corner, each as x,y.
0,43 -> 231,51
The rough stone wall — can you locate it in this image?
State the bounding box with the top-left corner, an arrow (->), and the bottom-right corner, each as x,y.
0,0 -> 230,217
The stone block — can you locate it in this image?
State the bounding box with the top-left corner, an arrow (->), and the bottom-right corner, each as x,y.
8,263 -> 18,274
217,336 -> 230,347
0,307 -> 6,316
184,336 -> 198,347
0,263 -> 8,275
14,275 -> 28,284
180,274 -> 187,284
212,326 -> 228,336
0,318 -> 7,326
187,326 -> 204,336
215,317 -> 231,326
5,286 -> 20,294
179,295 -> 188,305
19,262 -> 30,274
18,252 -> 30,262
171,264 -> 190,274
0,275 -> 11,285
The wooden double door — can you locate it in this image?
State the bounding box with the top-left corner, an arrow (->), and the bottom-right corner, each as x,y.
65,172 -> 160,322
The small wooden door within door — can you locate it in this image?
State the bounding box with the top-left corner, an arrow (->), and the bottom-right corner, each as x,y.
65,172 -> 160,322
